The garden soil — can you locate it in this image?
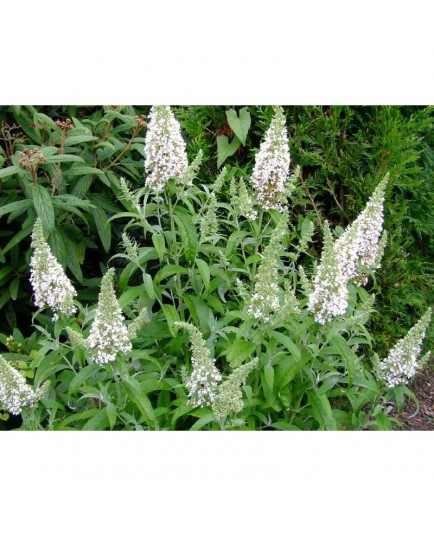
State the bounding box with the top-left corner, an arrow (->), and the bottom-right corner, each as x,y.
395,368 -> 434,431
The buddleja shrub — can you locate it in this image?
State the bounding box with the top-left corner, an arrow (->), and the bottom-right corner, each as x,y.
0,105 -> 431,430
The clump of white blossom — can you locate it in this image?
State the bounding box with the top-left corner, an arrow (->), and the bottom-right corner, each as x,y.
250,106 -> 291,211
379,308 -> 432,388
29,218 -> 77,320
212,358 -> 259,423
175,322 -> 222,407
230,177 -> 257,220
308,221 -> 348,324
0,355 -> 48,415
86,269 -> 132,365
144,105 -> 188,191
248,212 -> 289,322
334,175 -> 388,285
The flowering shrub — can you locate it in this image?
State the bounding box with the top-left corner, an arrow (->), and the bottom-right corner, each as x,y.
0,105 -> 432,430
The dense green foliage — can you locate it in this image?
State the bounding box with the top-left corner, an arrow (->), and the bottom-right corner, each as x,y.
0,105 -> 432,430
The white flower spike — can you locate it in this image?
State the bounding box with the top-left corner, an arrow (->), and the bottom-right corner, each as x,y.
29,218 -> 77,320
251,106 -> 291,211
87,268 -> 132,365
144,105 -> 188,191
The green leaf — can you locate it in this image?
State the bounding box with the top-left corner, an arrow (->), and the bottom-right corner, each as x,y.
271,331 -> 301,361
0,166 -> 20,180
91,206 -> 111,253
190,412 -> 215,430
118,285 -> 145,308
66,166 -> 106,176
48,228 -> 68,267
122,377 -> 156,430
9,278 -> 19,300
271,422 -> 301,431
161,304 -> 180,338
173,211 -> 198,263
43,154 -> 85,164
307,390 -> 337,431
195,258 -> 210,292
1,226 -> 32,255
216,135 -> 241,168
226,339 -> 256,368
375,413 -> 393,431
142,272 -> 155,300
328,334 -> 355,388
152,233 -> 166,262
67,364 -> 100,397
156,264 -> 189,283
106,404 -> 117,430
264,363 -> 274,392
0,266 -> 13,285
0,199 -> 32,218
64,135 -> 98,146
32,184 -> 55,233
226,107 -> 251,145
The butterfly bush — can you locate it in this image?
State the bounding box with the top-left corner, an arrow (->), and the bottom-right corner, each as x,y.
0,355 -> 48,415
144,105 -> 188,191
335,175 -> 388,285
251,105 -> 291,211
29,218 -> 77,320
86,269 -> 132,365
175,322 -> 221,407
308,221 -> 348,324
379,308 -> 432,388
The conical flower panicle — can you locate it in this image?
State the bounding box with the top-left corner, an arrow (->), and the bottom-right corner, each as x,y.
144,105 -> 188,191
29,218 -> 77,320
379,308 -> 432,388
175,322 -> 221,407
251,106 -> 290,211
212,358 -> 259,422
335,175 -> 388,285
247,212 -> 289,322
87,269 -> 132,365
0,355 -> 40,415
308,221 -> 348,324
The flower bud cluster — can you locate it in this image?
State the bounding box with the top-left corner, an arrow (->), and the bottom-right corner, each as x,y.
251,106 -> 290,211
308,221 -> 348,324
29,218 -> 77,320
175,322 -> 221,407
212,358 -> 259,422
144,105 -> 188,191
86,269 -> 132,365
379,308 -> 432,388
